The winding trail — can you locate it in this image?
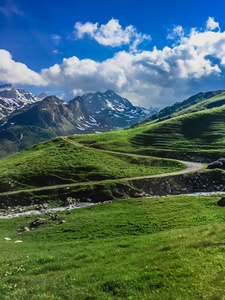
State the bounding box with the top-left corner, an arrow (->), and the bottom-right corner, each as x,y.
0,136 -> 204,198
62,136 -> 204,180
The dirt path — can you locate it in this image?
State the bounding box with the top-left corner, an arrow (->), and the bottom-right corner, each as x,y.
0,137 -> 204,197
62,136 -> 204,180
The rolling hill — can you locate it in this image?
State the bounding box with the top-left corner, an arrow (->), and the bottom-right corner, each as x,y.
0,136 -> 184,193
73,93 -> 225,161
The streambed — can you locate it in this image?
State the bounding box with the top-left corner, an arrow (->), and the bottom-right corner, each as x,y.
0,202 -> 96,219
0,191 -> 225,219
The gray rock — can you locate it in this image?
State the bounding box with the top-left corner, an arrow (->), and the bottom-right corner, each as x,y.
59,220 -> 66,224
29,218 -> 45,229
18,226 -> 30,233
64,197 -> 77,206
217,197 -> 225,207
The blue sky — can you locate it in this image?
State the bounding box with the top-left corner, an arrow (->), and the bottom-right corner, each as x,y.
1,0 -> 225,107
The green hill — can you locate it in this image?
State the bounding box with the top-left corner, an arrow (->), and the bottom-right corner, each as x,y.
0,137 -> 184,193
140,89 -> 225,124
73,104 -> 225,160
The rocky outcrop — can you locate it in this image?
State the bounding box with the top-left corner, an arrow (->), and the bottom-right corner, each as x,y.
131,171 -> 224,196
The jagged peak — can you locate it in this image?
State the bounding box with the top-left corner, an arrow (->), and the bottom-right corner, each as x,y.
104,90 -> 115,95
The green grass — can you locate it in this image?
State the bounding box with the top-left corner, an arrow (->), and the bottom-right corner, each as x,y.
1,194 -> 225,299
0,137 -> 184,192
73,105 -> 225,160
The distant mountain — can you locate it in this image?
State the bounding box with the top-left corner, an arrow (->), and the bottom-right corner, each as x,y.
0,85 -> 159,159
82,90 -> 158,128
0,95 -> 103,158
0,84 -> 40,119
37,92 -> 48,100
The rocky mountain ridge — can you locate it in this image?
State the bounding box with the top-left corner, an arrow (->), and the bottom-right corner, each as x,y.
82,90 -> 158,128
0,84 -> 42,119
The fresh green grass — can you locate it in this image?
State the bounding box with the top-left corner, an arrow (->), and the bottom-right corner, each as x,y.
73,105 -> 225,160
1,194 -> 225,299
0,137 -> 184,191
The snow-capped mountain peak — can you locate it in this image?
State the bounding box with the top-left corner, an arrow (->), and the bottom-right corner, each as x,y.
82,90 -> 158,128
0,84 -> 41,119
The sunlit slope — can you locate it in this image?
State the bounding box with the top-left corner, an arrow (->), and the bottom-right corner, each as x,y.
0,137 -> 183,191
141,90 -> 225,124
73,105 -> 225,159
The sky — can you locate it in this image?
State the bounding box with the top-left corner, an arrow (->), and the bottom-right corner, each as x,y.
1,0 -> 225,108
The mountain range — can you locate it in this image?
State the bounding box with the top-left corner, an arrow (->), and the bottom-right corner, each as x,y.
0,84 -> 157,158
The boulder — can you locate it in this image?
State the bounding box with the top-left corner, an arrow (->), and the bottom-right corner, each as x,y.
18,226 -> 30,233
217,197 -> 225,206
49,214 -> 59,220
4,237 -> 11,241
59,220 -> 66,224
64,197 -> 77,206
29,218 -> 45,229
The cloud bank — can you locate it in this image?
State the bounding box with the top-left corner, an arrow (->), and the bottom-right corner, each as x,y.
1,17 -> 225,107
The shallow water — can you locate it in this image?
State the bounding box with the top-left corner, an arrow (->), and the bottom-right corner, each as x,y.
0,191 -> 224,219
0,202 -> 95,219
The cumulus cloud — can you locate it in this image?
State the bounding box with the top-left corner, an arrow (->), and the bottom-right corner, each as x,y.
74,18 -> 151,51
1,18 -> 225,107
0,50 -> 45,85
206,17 -> 220,31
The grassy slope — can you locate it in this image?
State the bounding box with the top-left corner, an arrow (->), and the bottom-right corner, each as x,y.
0,137 -> 184,191
73,104 -> 225,159
1,194 -> 225,299
140,89 -> 225,124
169,91 -> 225,117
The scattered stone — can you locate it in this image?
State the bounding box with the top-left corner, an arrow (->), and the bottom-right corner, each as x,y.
18,226 -> 30,233
14,240 -> 23,243
29,218 -> 45,229
59,220 -> 66,224
66,211 -> 71,215
4,237 -> 11,241
35,203 -> 49,210
64,197 -> 77,206
217,197 -> 225,207
49,214 -> 59,221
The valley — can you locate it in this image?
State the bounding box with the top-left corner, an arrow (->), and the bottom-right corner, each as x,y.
0,85 -> 225,299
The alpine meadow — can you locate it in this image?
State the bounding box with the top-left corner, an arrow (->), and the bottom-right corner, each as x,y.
1,1 -> 225,299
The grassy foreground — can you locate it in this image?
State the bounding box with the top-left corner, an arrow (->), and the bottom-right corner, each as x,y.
1,194 -> 225,299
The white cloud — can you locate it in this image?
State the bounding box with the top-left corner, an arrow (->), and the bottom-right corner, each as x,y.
167,25 -> 184,40
75,22 -> 98,38
74,18 -> 151,51
0,50 -> 45,85
53,49 -> 63,54
2,18 -> 225,107
206,17 -> 220,31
